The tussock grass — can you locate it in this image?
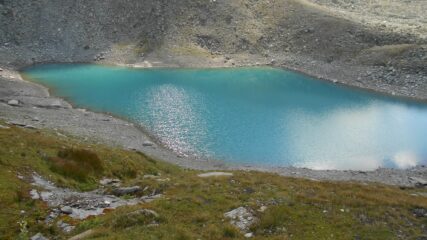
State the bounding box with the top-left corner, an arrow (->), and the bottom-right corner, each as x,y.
48,148 -> 103,182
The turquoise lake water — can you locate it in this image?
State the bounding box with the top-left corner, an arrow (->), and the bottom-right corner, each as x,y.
23,64 -> 427,170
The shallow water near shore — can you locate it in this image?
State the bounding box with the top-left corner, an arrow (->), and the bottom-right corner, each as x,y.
23,64 -> 427,170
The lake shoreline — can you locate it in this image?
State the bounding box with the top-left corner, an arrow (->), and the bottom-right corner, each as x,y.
1,63 -> 427,187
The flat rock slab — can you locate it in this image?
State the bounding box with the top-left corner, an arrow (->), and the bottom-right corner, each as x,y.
198,172 -> 233,177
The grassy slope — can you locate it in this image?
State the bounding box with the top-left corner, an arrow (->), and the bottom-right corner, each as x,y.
0,123 -> 426,239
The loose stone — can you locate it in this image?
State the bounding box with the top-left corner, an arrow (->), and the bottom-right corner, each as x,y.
30,189 -> 40,200
7,99 -> 19,106
143,141 -> 154,146
31,233 -> 48,240
61,206 -> 73,214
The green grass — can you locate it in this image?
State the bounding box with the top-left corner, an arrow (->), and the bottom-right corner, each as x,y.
0,123 -> 426,239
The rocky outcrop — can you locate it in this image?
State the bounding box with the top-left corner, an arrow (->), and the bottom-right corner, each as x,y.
30,173 -> 162,220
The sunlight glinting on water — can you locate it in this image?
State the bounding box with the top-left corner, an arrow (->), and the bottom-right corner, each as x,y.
140,84 -> 210,157
23,64 -> 427,170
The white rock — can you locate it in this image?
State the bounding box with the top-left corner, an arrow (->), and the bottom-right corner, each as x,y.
7,99 -> 19,106
142,141 -> 154,146
30,189 -> 40,200
258,206 -> 267,212
31,233 -> 48,240
198,172 -> 233,178
244,232 -> 254,238
0,124 -> 10,129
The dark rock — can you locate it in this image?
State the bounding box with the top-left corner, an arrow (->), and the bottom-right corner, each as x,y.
113,186 -> 142,196
413,208 -> 427,218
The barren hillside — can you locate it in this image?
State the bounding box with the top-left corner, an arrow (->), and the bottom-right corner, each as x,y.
0,0 -> 426,97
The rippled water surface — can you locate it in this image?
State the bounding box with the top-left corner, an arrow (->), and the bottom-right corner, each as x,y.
23,64 -> 427,170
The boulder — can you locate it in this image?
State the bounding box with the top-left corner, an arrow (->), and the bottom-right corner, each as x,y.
7,99 -> 19,106
60,206 -> 73,214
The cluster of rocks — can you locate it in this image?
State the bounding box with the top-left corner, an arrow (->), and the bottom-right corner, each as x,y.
29,173 -> 163,235
93,52 -> 106,61
224,207 -> 257,238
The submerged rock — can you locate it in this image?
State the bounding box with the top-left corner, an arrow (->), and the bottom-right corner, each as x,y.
198,172 -> 233,177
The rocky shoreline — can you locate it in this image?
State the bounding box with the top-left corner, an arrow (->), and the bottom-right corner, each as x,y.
1,61 -> 427,188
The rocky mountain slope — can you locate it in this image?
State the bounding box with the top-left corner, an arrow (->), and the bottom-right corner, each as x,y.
1,0 -> 426,99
